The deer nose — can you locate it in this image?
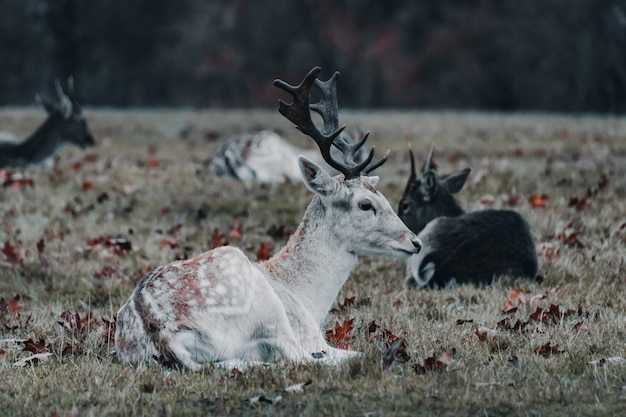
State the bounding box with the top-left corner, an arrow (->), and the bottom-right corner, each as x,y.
411,237 -> 422,253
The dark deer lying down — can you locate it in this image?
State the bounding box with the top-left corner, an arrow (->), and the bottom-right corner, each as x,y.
114,67 -> 421,369
398,148 -> 538,288
0,78 -> 95,169
207,128 -> 369,183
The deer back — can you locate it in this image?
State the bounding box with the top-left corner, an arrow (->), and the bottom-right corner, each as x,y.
0,78 -> 94,168
399,148 -> 538,288
406,209 -> 538,288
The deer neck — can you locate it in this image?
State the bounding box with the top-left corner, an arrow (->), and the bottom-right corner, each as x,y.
262,196 -> 358,325
17,117 -> 65,165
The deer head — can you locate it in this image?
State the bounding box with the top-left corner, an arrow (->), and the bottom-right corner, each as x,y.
398,148 -> 471,234
35,77 -> 95,149
274,67 -> 421,260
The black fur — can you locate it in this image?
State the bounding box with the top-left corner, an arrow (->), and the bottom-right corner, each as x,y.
0,78 -> 94,168
398,149 -> 538,288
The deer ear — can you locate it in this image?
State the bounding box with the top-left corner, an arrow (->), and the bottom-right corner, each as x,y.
298,156 -> 334,196
364,176 -> 379,187
441,168 -> 471,194
36,94 -> 56,113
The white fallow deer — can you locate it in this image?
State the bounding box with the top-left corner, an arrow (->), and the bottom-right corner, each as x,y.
0,78 -> 95,169
207,128 -> 369,183
115,67 -> 421,369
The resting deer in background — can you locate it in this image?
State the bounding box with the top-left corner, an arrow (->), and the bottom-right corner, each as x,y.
207,128 -> 369,183
398,148 -> 538,288
0,78 -> 95,169
115,67 -> 421,369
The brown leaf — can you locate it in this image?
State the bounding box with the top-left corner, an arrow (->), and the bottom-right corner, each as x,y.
535,342 -> 563,357
382,339 -> 410,371
8,294 -> 23,313
337,296 -> 355,311
86,235 -> 132,257
255,239 -> 273,261
2,241 -> 26,266
209,228 -> 227,249
228,220 -> 243,241
536,242 -> 560,260
23,338 -> 48,354
502,193 -> 521,207
414,350 -> 454,374
325,318 -> 355,350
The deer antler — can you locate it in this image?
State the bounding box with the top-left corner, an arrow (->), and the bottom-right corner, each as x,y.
424,145 -> 436,173
273,67 -> 388,179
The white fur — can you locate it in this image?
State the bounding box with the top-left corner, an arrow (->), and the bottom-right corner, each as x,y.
115,157 -> 420,369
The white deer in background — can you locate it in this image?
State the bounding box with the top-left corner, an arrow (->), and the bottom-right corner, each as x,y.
207,128 -> 370,183
0,78 -> 95,169
115,67 -> 421,369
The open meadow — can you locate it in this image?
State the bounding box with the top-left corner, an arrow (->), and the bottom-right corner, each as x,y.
0,108 -> 625,416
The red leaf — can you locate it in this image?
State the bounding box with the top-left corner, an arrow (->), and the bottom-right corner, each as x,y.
23,338 -> 48,354
555,223 -> 584,248
502,193 -> 521,207
536,242 -> 560,260
255,239 -> 273,261
8,294 -> 23,313
209,228 -> 227,249
325,318 -> 355,350
82,181 -> 93,191
338,296 -> 356,311
159,238 -> 179,251
414,350 -> 454,374
167,223 -> 182,237
87,235 -> 132,257
529,193 -> 549,208
535,342 -> 563,357
94,265 -> 119,279
2,241 -> 26,266
101,317 -> 116,345
228,220 -> 243,241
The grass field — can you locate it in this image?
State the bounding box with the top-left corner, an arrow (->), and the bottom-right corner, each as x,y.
0,108 -> 625,417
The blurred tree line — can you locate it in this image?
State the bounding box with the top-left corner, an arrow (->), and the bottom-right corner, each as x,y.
1,0 -> 625,112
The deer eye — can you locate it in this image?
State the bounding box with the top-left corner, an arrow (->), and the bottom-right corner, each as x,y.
358,200 -> 374,212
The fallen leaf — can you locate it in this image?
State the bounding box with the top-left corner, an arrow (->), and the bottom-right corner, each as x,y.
1,241 -> 26,266
337,296 -> 355,311
382,339 -> 410,371
414,350 -> 454,374
8,294 -> 23,313
535,342 -> 563,357
529,193 -> 549,208
255,239 -> 273,261
23,338 -> 48,354
228,220 -> 243,241
326,318 -> 355,350
209,228 -> 227,249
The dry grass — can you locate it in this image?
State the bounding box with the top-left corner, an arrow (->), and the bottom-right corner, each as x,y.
0,109 -> 625,417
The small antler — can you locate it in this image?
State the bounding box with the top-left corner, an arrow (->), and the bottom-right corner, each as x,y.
273,67 -> 388,179
424,145 -> 436,173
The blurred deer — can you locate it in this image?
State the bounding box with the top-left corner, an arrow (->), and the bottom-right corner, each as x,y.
398,148 -> 538,288
115,67 -> 421,369
0,78 -> 95,168
207,128 -> 370,183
